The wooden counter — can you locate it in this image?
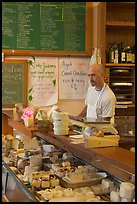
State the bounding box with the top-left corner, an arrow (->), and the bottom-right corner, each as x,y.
2,110 -> 135,182
6,116 -> 135,183
8,119 -> 38,138
2,110 -> 38,138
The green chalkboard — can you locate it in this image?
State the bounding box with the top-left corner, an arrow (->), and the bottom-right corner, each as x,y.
2,2 -> 92,56
2,60 -> 28,108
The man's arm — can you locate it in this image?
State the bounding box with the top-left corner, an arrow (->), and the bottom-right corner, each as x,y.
77,105 -> 87,117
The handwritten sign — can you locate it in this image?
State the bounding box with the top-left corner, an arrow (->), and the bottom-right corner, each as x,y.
59,58 -> 90,99
28,57 -> 58,106
2,59 -> 28,108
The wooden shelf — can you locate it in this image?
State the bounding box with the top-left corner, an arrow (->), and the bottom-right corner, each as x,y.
8,118 -> 38,138
106,21 -> 135,27
106,63 -> 135,67
105,63 -> 135,108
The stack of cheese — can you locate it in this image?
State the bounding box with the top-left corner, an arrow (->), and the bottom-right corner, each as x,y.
31,171 -> 60,189
52,111 -> 69,135
110,181 -> 135,202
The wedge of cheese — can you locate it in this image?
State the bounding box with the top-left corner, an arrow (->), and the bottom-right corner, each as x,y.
84,136 -> 119,148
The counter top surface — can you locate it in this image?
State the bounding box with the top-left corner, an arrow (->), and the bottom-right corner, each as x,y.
3,110 -> 135,182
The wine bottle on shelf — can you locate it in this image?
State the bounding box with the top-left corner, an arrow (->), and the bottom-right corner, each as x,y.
131,45 -> 135,64
120,42 -> 126,63
90,48 -> 97,64
117,42 -> 121,64
126,45 -> 132,63
97,48 -> 102,64
109,43 -> 114,63
113,42 -> 119,64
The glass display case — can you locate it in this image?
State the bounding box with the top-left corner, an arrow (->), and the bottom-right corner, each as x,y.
2,162 -> 38,202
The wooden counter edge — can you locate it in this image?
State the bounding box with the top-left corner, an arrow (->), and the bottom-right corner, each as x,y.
6,117 -> 135,182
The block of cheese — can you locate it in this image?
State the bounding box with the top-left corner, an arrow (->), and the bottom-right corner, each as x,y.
11,138 -> 21,150
6,134 -> 14,140
9,166 -> 18,174
120,182 -> 135,200
24,117 -> 34,127
30,154 -> 42,167
110,190 -> 121,202
32,179 -> 41,188
17,148 -> 25,154
43,144 -> 56,153
62,152 -> 73,161
84,136 -> 119,148
64,173 -> 84,184
4,134 -> 14,150
50,178 -> 60,187
23,138 -> 40,150
41,180 -> 50,188
101,178 -> 115,191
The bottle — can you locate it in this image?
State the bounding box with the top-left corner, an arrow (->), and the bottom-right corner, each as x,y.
126,46 -> 132,63
131,45 -> 135,64
113,42 -> 119,64
90,48 -> 97,64
109,43 -> 114,63
97,48 -> 102,64
120,42 -> 126,63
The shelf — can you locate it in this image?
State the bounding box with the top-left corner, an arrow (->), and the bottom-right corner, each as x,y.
105,1 -> 135,54
106,21 -> 135,27
106,63 -> 135,67
105,63 -> 135,106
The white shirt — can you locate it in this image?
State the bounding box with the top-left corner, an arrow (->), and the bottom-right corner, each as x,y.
85,84 -> 116,122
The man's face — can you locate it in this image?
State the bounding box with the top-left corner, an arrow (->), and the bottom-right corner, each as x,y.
88,65 -> 101,87
88,64 -> 104,87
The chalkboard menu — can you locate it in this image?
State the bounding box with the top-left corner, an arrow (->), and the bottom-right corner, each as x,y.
2,60 -> 28,108
2,2 -> 92,56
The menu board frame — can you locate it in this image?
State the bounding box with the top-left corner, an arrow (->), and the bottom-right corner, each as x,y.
2,2 -> 92,57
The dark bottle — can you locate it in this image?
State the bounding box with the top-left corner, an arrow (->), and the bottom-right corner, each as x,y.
131,45 -> 135,64
117,42 -> 122,63
109,43 -> 114,63
113,42 -> 119,64
126,46 -> 132,63
120,42 -> 126,63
